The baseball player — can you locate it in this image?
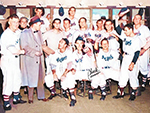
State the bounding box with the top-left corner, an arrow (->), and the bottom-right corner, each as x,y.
48,38 -> 76,106
94,19 -> 120,53
42,18 -> 64,94
113,23 -> 141,101
72,17 -> 95,52
133,14 -> 150,91
68,6 -> 79,30
1,14 -> 26,110
72,36 -> 99,100
96,38 -> 120,82
63,17 -> 76,46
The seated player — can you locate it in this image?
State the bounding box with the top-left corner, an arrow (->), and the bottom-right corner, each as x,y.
47,38 -> 77,106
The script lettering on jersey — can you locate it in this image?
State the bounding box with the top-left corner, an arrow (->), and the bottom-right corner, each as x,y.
56,56 -> 67,63
95,34 -> 101,38
136,31 -> 141,36
75,56 -> 83,63
84,32 -> 91,38
102,54 -> 113,61
124,38 -> 132,46
67,33 -> 72,38
71,22 -> 76,26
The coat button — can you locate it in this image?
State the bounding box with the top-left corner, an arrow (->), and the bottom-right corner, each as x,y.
36,45 -> 38,47
36,61 -> 38,63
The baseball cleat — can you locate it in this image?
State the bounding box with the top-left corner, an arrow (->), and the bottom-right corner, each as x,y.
113,93 -> 124,99
129,94 -> 136,101
69,99 -> 77,107
100,95 -> 106,101
88,93 -> 93,100
48,93 -> 57,100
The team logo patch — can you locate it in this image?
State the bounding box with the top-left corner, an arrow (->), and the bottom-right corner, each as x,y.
102,55 -> 113,61
75,56 -> 83,63
56,56 -> 67,62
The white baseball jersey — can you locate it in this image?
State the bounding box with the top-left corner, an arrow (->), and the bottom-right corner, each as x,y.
119,34 -> 141,88
72,50 -> 95,80
69,17 -> 79,30
96,49 -> 120,81
47,49 -> 75,89
50,49 -> 73,78
101,30 -> 120,51
1,28 -> 22,95
134,25 -> 150,75
63,28 -> 76,44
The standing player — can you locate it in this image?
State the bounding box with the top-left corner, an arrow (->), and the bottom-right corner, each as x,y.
133,14 -> 150,91
63,18 -> 76,46
68,6 -> 79,30
1,14 -> 26,110
72,17 -> 95,52
113,23 -> 141,101
42,18 -> 64,93
48,38 -> 77,106
35,7 -> 50,34
94,19 -> 120,52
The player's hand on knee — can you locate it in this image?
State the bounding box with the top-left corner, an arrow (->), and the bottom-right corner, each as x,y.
128,62 -> 134,71
71,68 -> 76,75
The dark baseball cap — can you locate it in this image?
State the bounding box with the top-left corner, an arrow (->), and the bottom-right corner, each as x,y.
29,16 -> 42,26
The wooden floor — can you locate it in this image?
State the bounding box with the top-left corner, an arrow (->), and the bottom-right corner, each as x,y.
0,82 -> 150,113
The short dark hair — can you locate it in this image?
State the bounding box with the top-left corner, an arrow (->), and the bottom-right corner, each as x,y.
36,7 -> 45,16
8,14 -> 19,20
62,38 -> 69,46
123,23 -> 134,30
19,17 -> 28,23
104,19 -> 113,31
68,6 -> 76,15
52,18 -> 61,29
63,18 -> 71,24
78,17 -> 87,28
101,38 -> 109,45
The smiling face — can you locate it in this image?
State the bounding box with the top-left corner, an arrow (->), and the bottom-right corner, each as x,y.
105,21 -> 113,31
58,39 -> 67,49
63,20 -> 70,30
36,9 -> 43,17
96,20 -> 103,29
75,40 -> 84,51
133,15 -> 142,25
9,17 -> 19,32
101,39 -> 109,51
69,7 -> 76,16
79,18 -> 86,29
20,18 -> 28,29
53,20 -> 61,30
124,27 -> 132,37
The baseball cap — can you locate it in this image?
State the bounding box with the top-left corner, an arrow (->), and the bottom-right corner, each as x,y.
118,7 -> 130,17
59,7 -> 64,16
0,5 -> 6,15
29,16 -> 42,26
75,36 -> 85,43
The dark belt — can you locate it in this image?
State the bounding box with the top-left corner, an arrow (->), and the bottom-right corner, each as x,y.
102,66 -> 110,69
81,69 -> 90,71
124,52 -> 129,55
